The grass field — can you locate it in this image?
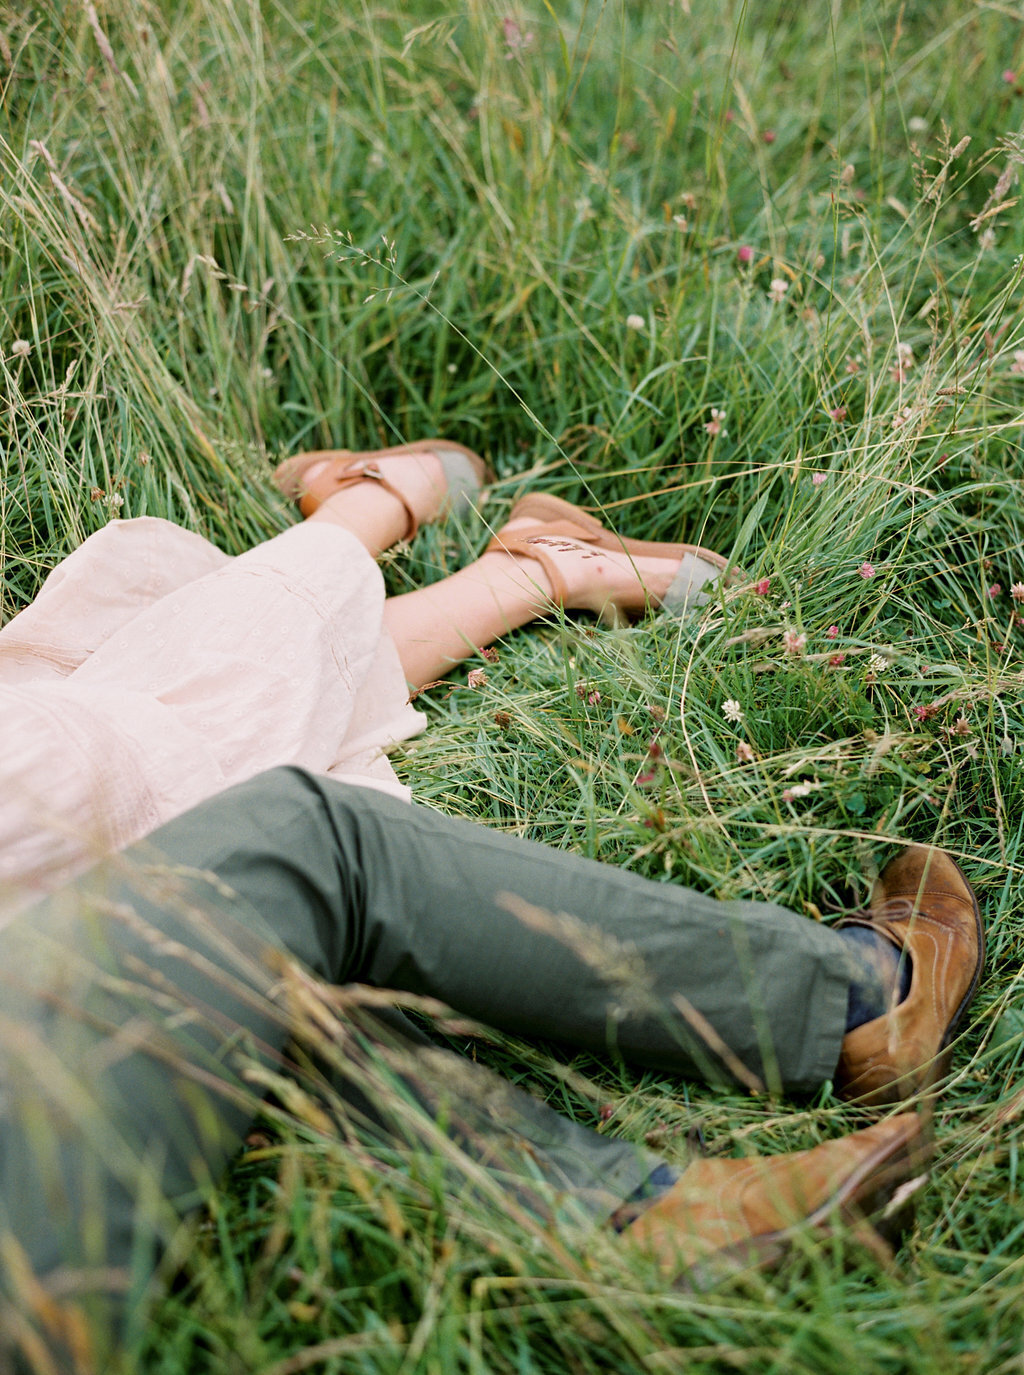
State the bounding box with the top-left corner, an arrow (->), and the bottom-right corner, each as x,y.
3,0 -> 1024,1369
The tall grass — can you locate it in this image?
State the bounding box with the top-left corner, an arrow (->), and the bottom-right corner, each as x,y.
3,0 -> 1024,1368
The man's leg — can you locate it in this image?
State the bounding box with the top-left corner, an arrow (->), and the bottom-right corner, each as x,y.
173,767 -> 850,1091
0,766 -> 850,1364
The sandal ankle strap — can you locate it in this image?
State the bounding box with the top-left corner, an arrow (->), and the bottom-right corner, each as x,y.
298,459 -> 420,536
484,529 -> 577,605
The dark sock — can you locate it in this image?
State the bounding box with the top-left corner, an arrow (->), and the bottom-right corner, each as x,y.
610,1161 -> 679,1231
838,925 -> 912,1032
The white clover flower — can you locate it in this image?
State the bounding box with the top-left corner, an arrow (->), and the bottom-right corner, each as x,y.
10,339 -> 31,358
626,313 -> 646,331
722,699 -> 743,723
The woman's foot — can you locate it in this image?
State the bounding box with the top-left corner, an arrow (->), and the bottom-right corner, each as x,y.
273,440 -> 492,556
484,494 -> 729,619
381,492 -> 730,690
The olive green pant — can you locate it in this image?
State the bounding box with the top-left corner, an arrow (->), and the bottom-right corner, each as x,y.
0,766 -> 849,1365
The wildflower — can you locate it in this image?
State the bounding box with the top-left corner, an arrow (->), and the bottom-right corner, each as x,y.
587,689 -> 601,706
868,653 -> 890,673
108,493 -> 124,509
737,244 -> 754,266
953,716 -> 971,737
828,653 -> 847,667
783,781 -> 816,800
1011,582 -> 1024,601
673,214 -> 688,231
762,129 -> 776,144
829,406 -> 847,422
626,313 -> 645,331
480,645 -> 500,663
811,471 -> 827,486
826,625 -> 839,639
988,583 -> 1003,598
722,699 -> 743,723
779,600 -> 791,610
859,562 -> 876,580
891,406 -> 914,429
1010,351 -> 1024,375
502,17 -> 534,54
896,340 -> 915,370
10,339 -> 31,357
913,705 -> 931,722
467,668 -> 488,688
634,740 -> 663,786
782,629 -> 806,655
768,277 -> 789,303
845,355 -> 862,375
753,577 -> 771,595
704,407 -> 726,436
493,710 -> 512,728
1002,69 -> 1017,83
908,116 -> 928,133
89,487 -> 104,501
736,741 -> 755,763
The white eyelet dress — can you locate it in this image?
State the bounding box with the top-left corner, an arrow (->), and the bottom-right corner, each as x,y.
0,517 -> 425,920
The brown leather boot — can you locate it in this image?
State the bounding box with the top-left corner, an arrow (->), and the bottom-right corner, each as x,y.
835,846 -> 984,1106
621,1114 -> 927,1283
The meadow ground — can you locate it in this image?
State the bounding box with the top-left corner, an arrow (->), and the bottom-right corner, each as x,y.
3,0 -> 1024,1369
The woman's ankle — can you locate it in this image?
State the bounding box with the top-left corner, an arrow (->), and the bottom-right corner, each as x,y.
308,452 -> 447,554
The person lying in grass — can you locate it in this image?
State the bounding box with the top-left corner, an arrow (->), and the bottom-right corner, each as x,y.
0,765 -> 983,1370
0,438 -> 727,915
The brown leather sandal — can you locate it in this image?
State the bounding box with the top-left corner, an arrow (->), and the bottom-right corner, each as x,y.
273,440 -> 493,532
484,493 -> 730,615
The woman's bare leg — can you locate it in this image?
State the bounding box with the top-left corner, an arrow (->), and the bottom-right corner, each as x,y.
305,451 -> 448,557
286,449 -> 720,689
383,524 -> 687,689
